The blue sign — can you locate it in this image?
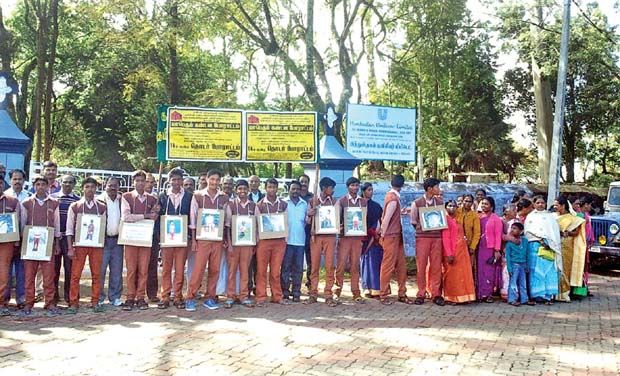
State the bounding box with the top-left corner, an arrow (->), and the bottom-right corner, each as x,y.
345,103 -> 416,162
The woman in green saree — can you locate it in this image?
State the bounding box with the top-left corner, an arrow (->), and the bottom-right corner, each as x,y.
554,196 -> 587,302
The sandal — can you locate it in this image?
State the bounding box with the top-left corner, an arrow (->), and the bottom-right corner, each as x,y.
255,301 -> 266,308
484,296 -> 494,303
398,296 -> 415,305
223,300 -> 234,309
157,300 -> 170,309
173,300 -> 186,309
136,299 -> 149,310
353,296 -> 365,304
509,301 -> 521,307
526,300 -> 536,306
241,299 -> 255,308
325,298 -> 337,307
122,300 -> 135,311
432,296 -> 445,306
66,306 -> 78,315
303,296 -> 317,305
414,297 -> 424,305
380,297 -> 393,306
545,300 -> 554,305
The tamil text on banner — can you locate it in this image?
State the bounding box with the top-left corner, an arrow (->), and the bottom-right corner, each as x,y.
245,111 -> 317,162
167,107 -> 243,161
345,104 -> 416,161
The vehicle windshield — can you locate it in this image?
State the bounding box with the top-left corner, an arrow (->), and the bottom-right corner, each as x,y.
609,187 -> 620,206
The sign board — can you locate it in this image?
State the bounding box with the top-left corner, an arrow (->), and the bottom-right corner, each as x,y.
166,106 -> 243,161
245,111 -> 317,162
345,103 -> 416,162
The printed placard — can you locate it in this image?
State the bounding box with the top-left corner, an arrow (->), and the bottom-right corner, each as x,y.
232,215 -> 256,246
418,206 -> 448,231
21,226 -> 54,261
118,219 -> 155,247
160,215 -> 188,247
196,208 -> 224,241
0,212 -> 20,243
315,205 -> 340,235
75,213 -> 106,248
344,207 -> 367,237
258,213 -> 288,240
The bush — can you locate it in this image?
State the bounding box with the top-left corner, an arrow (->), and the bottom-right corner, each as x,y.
587,173 -> 616,188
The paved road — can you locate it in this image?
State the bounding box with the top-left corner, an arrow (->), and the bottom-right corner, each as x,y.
1,273 -> 619,375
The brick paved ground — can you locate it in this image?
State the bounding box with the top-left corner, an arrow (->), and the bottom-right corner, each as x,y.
1,272 -> 619,376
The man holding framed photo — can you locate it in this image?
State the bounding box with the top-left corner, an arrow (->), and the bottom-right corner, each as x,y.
0,178 -> 22,316
120,170 -> 160,311
65,177 -> 107,313
410,177 -> 445,306
186,169 -> 230,312
20,175 -> 62,316
224,179 -> 257,308
156,168 -> 192,309
306,177 -> 339,306
334,177 -> 367,302
254,178 -> 289,306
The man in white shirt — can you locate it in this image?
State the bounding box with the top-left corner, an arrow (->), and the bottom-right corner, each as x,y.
97,177 -> 124,306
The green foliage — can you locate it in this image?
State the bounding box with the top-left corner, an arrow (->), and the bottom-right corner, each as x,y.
372,0 -> 521,179
586,173 -> 616,189
496,1 -> 620,180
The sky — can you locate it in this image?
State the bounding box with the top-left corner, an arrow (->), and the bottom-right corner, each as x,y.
3,0 -> 620,149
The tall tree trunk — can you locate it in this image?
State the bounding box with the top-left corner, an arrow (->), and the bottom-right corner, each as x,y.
32,0 -> 49,162
168,0 -> 180,104
531,2 -> 554,184
43,0 -> 59,160
17,59 -> 37,132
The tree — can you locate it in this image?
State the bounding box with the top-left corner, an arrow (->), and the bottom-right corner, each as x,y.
497,1 -> 620,182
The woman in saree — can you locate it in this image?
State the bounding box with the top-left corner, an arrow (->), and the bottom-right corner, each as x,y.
476,196 -> 504,302
359,183 -> 383,298
441,200 -> 476,304
523,196 -> 561,304
554,196 -> 587,302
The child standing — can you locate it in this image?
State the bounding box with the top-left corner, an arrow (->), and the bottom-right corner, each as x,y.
505,222 -> 530,306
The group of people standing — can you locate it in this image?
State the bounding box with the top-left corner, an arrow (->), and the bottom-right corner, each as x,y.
0,161 -> 593,317
436,188 -> 592,307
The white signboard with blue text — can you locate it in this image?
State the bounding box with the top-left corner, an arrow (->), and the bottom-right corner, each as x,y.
345,103 -> 416,161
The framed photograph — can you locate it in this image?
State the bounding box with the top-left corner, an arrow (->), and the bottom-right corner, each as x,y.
75,213 -> 106,248
258,213 -> 288,240
118,219 -> 155,247
232,215 -> 256,246
315,205 -> 340,235
196,208 -> 224,241
160,215 -> 188,248
21,226 -> 54,261
418,206 -> 448,231
0,212 -> 20,243
344,207 -> 367,237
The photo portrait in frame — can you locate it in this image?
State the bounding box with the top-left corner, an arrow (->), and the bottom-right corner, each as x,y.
0,212 -> 20,243
418,206 -> 448,231
160,215 -> 188,247
258,213 -> 288,240
196,208 -> 224,241
315,205 -> 339,235
21,226 -> 54,261
75,213 -> 106,248
344,206 -> 367,237
118,219 -> 155,247
232,215 -> 256,246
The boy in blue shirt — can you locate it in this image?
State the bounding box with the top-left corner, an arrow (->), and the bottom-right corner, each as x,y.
505,222 -> 529,306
